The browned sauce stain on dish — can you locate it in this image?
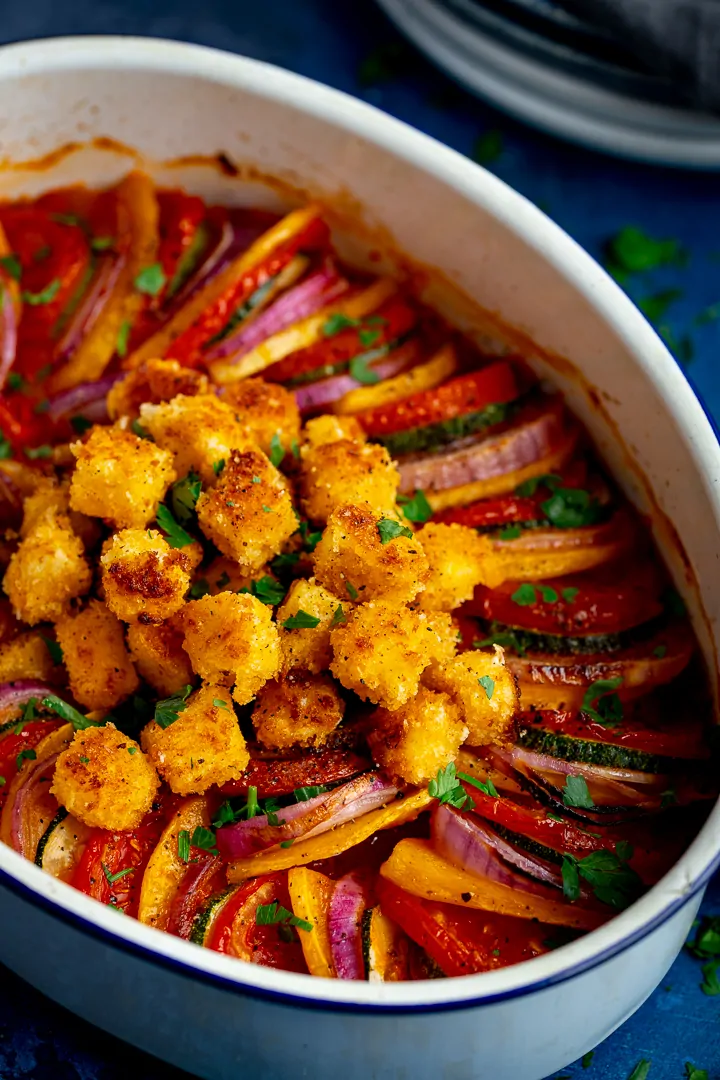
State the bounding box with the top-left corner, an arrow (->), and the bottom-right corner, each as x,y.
1,137 -> 715,693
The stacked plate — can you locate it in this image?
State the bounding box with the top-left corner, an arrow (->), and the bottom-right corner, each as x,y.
376,0 -> 720,166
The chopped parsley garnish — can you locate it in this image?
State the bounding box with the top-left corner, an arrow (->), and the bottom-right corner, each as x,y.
478,675 -> 495,700
51,212 -> 83,227
428,762 -> 474,811
213,698 -> 231,712
33,245 -> 52,262
41,694 -> 100,730
0,254 -> 21,280
269,432 -> 285,468
323,312 -> 359,336
270,552 -> 300,574
262,505 -> 273,513
498,523 -> 522,540
473,631 -> 527,657
134,263 -> 166,296
515,473 -> 562,497
282,609 -> 321,630
40,635 -> 63,664
561,587 -> 579,603
116,319 -> 131,358
358,327 -> 380,348
91,236 -> 115,252
255,901 -> 312,932
299,521 -> 322,552
458,771 -> 499,798
472,129 -> 503,166
280,840 -> 295,848
16,748 -> 37,771
22,279 -> 61,306
511,583 -> 558,606
6,372 -> 25,392
177,829 -> 191,863
626,1060 -> 652,1080
213,459 -> 225,477
215,571 -> 231,589
0,777 -> 7,786
25,445 -> 53,460
291,438 -> 300,460
70,415 -> 93,435
156,503 -> 195,548
294,785 -> 331,802
215,787 -> 261,825
331,604 -> 347,626
170,471 -> 202,525
397,489 -> 432,523
154,685 -> 192,729
377,518 -> 413,544
345,581 -> 359,600
581,677 -> 624,727
131,419 -> 152,440
0,432 -> 12,460
21,698 -> 37,723
189,579 -> 210,600
662,586 -> 686,617
561,844 -> 640,909
653,644 -> 667,659
243,576 -> 287,606
562,775 -> 595,809
349,349 -> 382,385
190,826 -> 219,854
102,863 -> 134,884
660,788 -> 676,808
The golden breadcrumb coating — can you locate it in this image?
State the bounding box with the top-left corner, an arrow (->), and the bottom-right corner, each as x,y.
3,512 -> 92,625
301,414 -> 366,452
101,529 -> 202,624
252,671 -> 345,750
312,503 -> 428,604
139,393 -> 250,485
195,447 -> 297,572
180,592 -> 281,704
330,601 -> 456,711
423,645 -> 518,747
301,439 -> 399,523
107,358 -> 209,421
55,600 -> 138,711
141,684 -> 249,795
126,617 -> 195,697
276,578 -> 341,674
52,724 -> 159,831
367,688 -> 468,785
221,378 -> 301,459
69,425 -> 176,530
414,522 -> 488,612
0,631 -> 60,683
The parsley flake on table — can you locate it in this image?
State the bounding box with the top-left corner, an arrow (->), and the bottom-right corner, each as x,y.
472,129 -> 504,167
607,226 -> 685,275
638,288 -> 683,324
154,685 -> 192,729
562,775 -> 595,809
581,1052 -> 594,1069
377,518 -> 413,544
685,1065 -> 708,1080
156,503 -> 195,548
626,1059 -> 651,1080
397,489 -> 432,523
255,900 -> 312,932
282,609 -> 321,630
134,263 -> 166,296
428,762 -> 474,811
581,677 -> 624,727
22,279 -> 60,306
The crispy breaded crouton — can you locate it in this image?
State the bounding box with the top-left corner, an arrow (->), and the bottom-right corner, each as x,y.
414,523 -> 487,612
367,688 -> 468,785
140,393 -> 250,485
301,439 -> 399,523
51,723 -> 159,830
423,645 -> 518,747
180,592 -> 281,704
330,601 -> 456,711
21,478 -> 99,550
222,378 -> 301,459
3,512 -> 92,625
141,684 -> 249,795
196,447 -> 297,572
69,426 -> 176,530
301,414 -> 366,452
126,617 -> 195,697
101,529 -> 202,624
312,503 -> 428,604
55,600 -> 138,711
0,631 -> 60,683
276,578 -> 341,673
252,671 -> 345,750
107,358 -> 209,421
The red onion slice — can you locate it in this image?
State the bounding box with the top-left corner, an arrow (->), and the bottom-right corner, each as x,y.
166,854 -> 223,939
0,681 -> 57,721
206,261 -> 349,364
169,221 -> 271,313
0,286 -> 17,392
10,751 -> 59,853
54,254 -> 125,367
46,372 -> 123,425
398,405 -> 573,495
293,346 -> 418,414
216,773 -> 398,861
328,873 -> 367,979
508,746 -> 666,787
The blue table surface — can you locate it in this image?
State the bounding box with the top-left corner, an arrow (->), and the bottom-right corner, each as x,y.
0,1 -> 719,1077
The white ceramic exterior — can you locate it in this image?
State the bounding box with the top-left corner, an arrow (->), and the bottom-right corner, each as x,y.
0,37 -> 717,1080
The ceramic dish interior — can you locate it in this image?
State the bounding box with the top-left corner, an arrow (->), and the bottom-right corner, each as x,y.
0,36 -> 717,1012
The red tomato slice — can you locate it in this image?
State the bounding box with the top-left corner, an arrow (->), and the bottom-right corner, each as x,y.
264,295 -> 418,386
207,872 -> 308,973
156,191 -> 206,295
434,460 -> 590,528
463,561 -> 665,638
0,719 -> 63,808
376,878 -> 551,977
520,708 -> 709,761
357,360 -> 520,438
72,798 -> 169,916
220,748 -> 371,798
167,214 -> 329,367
